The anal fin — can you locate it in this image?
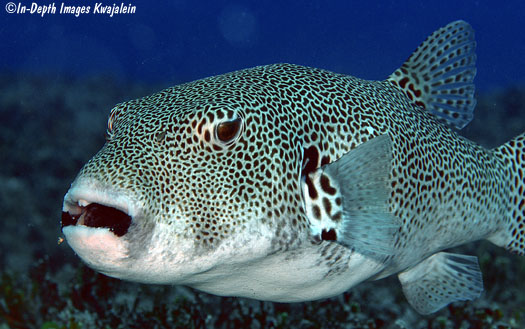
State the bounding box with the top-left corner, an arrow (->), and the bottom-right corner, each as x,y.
398,252 -> 483,314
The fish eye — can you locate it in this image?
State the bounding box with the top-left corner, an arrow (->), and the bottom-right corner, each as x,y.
215,117 -> 242,143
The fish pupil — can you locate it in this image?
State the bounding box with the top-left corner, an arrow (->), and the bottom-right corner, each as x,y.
216,118 -> 241,142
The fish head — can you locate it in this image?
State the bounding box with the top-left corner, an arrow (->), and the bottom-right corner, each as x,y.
61,65 -> 310,285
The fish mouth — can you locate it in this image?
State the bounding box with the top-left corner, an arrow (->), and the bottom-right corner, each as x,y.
61,189 -> 133,237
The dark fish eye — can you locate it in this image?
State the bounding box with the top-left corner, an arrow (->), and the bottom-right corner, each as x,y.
216,118 -> 242,143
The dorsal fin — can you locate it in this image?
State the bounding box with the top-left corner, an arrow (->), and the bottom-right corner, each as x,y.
388,20 -> 477,129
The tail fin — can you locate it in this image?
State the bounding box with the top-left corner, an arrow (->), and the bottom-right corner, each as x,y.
490,133 -> 525,255
387,20 -> 477,130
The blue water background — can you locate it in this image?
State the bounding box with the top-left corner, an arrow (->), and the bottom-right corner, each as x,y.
1,0 -> 524,91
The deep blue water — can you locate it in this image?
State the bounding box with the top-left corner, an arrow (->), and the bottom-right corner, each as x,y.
1,0 -> 525,91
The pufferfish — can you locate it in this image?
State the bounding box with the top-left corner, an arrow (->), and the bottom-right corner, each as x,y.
61,20 -> 525,314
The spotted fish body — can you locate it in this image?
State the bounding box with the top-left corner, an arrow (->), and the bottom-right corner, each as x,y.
61,21 -> 525,314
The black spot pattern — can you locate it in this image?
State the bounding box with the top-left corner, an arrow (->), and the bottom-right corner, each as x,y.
494,134 -> 525,255
78,62 -> 513,266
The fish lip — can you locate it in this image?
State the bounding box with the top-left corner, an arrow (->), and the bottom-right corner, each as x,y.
61,184 -> 137,236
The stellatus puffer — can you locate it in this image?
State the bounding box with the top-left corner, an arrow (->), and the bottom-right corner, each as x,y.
61,21 -> 525,314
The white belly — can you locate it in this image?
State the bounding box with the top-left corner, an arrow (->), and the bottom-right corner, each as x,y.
184,242 -> 386,302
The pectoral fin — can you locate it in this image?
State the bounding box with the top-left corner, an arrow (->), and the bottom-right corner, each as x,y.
304,134 -> 400,256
